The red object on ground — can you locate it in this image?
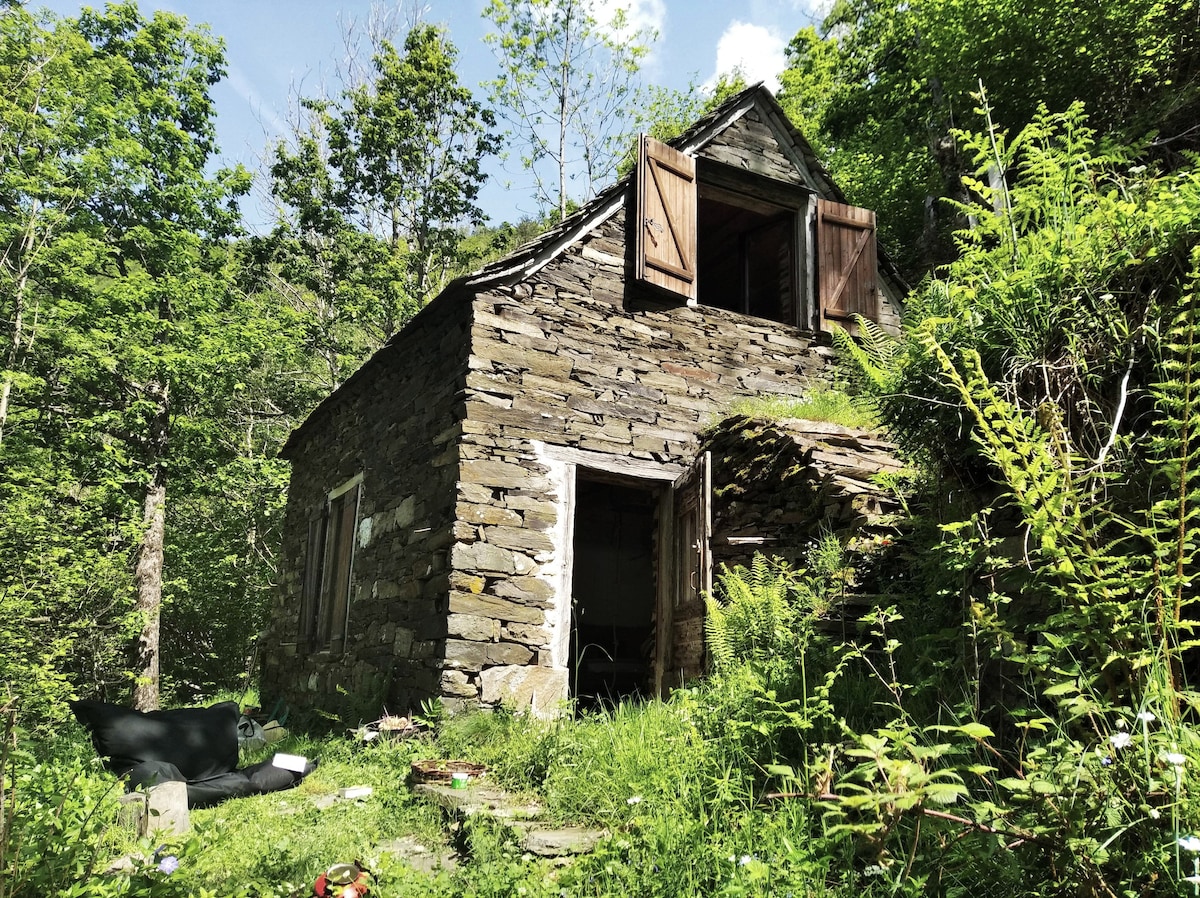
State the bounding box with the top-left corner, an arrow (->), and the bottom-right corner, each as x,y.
313,862 -> 370,897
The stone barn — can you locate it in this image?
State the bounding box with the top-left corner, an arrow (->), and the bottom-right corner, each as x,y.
259,84 -> 907,718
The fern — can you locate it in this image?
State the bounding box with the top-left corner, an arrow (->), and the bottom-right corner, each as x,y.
705,555 -> 813,674
918,323 -> 1143,698
1143,248 -> 1200,702
832,314 -> 900,396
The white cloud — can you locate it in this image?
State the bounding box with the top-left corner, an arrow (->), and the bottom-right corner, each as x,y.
785,0 -> 833,17
591,0 -> 667,42
707,20 -> 788,93
223,63 -> 291,143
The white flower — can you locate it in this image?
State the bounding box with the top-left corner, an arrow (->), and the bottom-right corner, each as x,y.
626,795 -> 642,805
1110,731 -> 1133,750
1137,711 -> 1156,723
1165,752 -> 1188,767
739,855 -> 754,866
1179,835 -> 1200,853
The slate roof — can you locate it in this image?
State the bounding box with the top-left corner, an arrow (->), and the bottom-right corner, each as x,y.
460,82 -> 852,292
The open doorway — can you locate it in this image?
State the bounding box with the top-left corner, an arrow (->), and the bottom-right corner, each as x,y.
570,475 -> 659,708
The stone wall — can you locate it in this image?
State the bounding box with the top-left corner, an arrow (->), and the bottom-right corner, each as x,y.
700,415 -> 905,659
706,415 -> 905,572
440,204 -> 842,709
260,291 -> 472,719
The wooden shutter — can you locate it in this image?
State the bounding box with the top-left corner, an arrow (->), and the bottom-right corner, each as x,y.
317,481 -> 360,653
636,134 -> 697,301
299,515 -> 326,644
817,198 -> 878,326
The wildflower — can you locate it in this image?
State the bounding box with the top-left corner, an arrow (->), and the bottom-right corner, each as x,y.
1165,752 -> 1188,767
1100,756 -> 1113,767
1109,731 -> 1133,750
863,864 -> 886,877
626,795 -> 642,805
156,855 -> 179,875
1179,835 -> 1200,853
1137,711 -> 1156,723
739,855 -> 754,866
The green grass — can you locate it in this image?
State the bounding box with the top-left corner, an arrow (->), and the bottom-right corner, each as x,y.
183,736 -> 451,893
4,692 -> 852,898
726,389 -> 880,429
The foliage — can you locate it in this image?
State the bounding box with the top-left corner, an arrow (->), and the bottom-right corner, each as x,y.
483,0 -> 654,219
777,0 -> 1200,280
0,708 -> 199,898
0,0 -> 270,716
268,22 -> 499,378
829,96 -> 1200,898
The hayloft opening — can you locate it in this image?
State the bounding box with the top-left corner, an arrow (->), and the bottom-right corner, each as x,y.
697,190 -> 796,324
570,475 -> 658,708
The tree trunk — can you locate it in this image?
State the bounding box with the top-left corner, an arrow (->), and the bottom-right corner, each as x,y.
132,377 -> 169,711
0,203 -> 42,446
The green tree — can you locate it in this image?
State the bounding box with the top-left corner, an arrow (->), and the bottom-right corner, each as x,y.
0,2 -> 250,714
483,0 -> 654,219
778,0 -> 1200,281
73,3 -> 249,711
269,23 -> 498,381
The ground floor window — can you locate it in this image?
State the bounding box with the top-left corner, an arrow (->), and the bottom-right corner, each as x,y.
299,475 -> 361,654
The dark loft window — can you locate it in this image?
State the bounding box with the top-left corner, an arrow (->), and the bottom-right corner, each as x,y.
634,134 -> 880,332
697,193 -> 795,323
299,477 -> 361,653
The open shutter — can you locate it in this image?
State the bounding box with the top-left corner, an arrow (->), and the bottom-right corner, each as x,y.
636,134 -> 697,301
663,451 -> 710,688
318,481 -> 360,653
817,198 -> 878,327
299,514 -> 326,645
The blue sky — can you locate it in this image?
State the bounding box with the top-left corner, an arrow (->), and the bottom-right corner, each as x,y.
33,1 -> 828,229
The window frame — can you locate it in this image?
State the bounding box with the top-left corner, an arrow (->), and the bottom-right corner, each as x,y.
633,134 -> 882,333
695,178 -> 809,327
300,474 -> 362,654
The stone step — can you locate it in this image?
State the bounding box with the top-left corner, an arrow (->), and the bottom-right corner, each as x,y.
413,782 -> 543,820
411,781 -> 607,857
510,822 -> 611,858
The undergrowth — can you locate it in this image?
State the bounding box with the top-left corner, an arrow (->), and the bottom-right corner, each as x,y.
725,388 -> 879,430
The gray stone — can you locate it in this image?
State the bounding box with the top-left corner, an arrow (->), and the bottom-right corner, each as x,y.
118,782 -> 189,838
479,665 -> 567,715
491,576 -> 554,605
482,526 -> 554,555
450,541 -> 518,574
446,613 -> 497,642
447,591 -> 545,625
519,826 -> 610,857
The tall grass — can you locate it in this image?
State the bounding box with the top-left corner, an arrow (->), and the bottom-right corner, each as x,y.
726,389 -> 879,430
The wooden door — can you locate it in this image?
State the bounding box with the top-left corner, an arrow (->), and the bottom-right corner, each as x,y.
659,451 -> 711,690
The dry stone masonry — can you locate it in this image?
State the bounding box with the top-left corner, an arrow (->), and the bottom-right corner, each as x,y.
260,83 -> 908,719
